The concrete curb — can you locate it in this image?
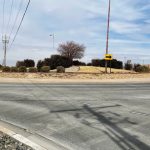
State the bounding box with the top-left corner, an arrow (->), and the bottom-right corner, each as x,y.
0,125 -> 47,150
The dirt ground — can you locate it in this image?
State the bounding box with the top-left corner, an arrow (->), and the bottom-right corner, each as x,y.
78,66 -> 134,73
0,66 -> 149,83
0,72 -> 150,82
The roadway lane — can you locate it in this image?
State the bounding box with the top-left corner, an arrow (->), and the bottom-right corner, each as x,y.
0,83 -> 150,150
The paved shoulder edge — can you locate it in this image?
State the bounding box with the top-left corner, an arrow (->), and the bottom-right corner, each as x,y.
0,125 -> 47,150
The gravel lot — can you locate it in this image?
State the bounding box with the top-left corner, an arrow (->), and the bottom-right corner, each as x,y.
0,132 -> 33,150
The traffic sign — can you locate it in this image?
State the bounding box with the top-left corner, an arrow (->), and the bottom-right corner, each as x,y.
105,54 -> 113,60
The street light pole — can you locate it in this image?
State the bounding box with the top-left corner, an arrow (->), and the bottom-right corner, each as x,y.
105,0 -> 111,73
50,34 -> 55,49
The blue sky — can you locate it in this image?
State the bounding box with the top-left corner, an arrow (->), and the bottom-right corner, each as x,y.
0,0 -> 150,65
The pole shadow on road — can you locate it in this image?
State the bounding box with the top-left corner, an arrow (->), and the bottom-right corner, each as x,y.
83,104 -> 150,150
49,103 -> 150,150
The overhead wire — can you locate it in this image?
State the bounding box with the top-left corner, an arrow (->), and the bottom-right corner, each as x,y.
2,0 -> 6,36
6,0 -> 15,34
8,0 -> 24,41
9,0 -> 31,49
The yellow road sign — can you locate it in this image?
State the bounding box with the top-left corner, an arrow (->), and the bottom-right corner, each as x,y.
105,54 -> 113,60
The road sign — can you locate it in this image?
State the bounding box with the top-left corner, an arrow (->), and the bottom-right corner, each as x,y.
105,54 -> 113,60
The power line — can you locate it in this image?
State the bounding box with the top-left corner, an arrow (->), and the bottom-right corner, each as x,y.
6,0 -> 15,34
2,0 -> 6,35
9,0 -> 30,49
8,0 -> 24,41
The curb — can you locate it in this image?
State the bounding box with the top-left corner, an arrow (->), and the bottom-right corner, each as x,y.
0,125 -> 47,150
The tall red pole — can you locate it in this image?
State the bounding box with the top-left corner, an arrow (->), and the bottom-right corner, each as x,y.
105,0 -> 111,73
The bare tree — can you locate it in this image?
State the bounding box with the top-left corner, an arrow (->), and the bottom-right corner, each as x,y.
57,41 -> 85,60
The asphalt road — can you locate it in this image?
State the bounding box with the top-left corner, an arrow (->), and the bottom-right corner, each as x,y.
0,82 -> 150,150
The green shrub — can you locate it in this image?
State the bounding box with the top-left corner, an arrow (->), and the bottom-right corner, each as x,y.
87,63 -> 92,66
40,66 -> 50,73
50,55 -> 72,69
0,64 -> 3,70
73,60 -> 86,66
29,67 -> 37,73
16,59 -> 35,68
37,55 -> 73,71
16,61 -> 25,68
37,60 -> 44,72
142,66 -> 150,72
24,59 -> 35,67
134,65 -> 150,73
125,63 -> 133,70
18,66 -> 27,72
57,66 -> 65,73
2,66 -> 10,72
11,67 -> 18,72
91,59 -> 123,69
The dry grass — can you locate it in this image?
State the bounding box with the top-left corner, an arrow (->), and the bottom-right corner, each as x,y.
0,72 -> 150,81
78,66 -> 134,73
0,66 -> 149,81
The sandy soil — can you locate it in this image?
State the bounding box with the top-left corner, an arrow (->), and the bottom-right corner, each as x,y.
0,72 -> 150,83
78,66 -> 134,73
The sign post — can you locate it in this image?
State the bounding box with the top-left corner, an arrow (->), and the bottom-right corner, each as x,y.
110,60 -> 112,73
105,54 -> 113,74
105,0 -> 111,73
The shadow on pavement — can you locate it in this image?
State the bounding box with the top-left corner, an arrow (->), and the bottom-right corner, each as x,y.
50,104 -> 121,113
83,104 -> 150,150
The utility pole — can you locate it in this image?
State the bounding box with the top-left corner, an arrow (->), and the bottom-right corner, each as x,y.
105,0 -> 111,73
143,60 -> 145,65
2,35 -> 9,66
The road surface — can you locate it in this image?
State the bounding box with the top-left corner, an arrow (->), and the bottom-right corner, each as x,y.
0,82 -> 150,150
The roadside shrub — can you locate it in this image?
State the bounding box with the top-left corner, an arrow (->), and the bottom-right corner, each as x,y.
0,64 -> 3,70
73,60 -> 86,66
50,55 -> 72,69
87,63 -> 92,66
16,61 -> 25,68
92,59 -> 101,66
29,67 -> 37,73
40,66 -> 50,73
2,66 -> 10,72
24,59 -> 35,67
142,66 -> 150,72
57,66 -> 65,73
18,66 -> 27,72
16,59 -> 35,68
37,60 -> 44,72
134,64 -> 150,73
125,63 -> 133,70
37,55 -> 73,71
10,67 -> 18,72
91,59 -> 123,69
134,64 -> 140,72
43,58 -> 51,66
